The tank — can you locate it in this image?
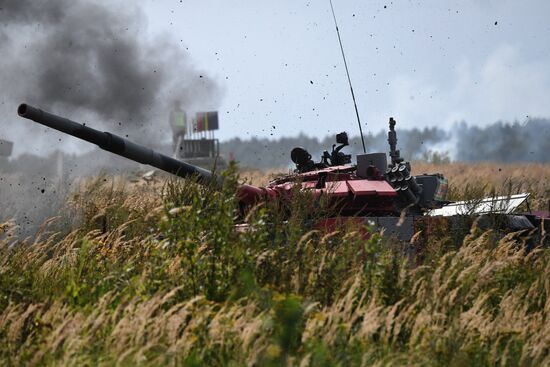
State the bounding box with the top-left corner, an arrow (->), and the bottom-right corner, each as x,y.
17,103 -> 549,243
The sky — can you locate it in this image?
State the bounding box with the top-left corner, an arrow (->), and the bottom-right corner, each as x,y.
141,0 -> 550,140
1,0 -> 550,155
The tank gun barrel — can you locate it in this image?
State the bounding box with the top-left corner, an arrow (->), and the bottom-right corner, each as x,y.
17,103 -> 219,186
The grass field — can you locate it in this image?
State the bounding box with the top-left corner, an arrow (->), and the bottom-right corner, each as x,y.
0,162 -> 548,366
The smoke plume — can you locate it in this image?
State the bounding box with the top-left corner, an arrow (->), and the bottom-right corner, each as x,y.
454,119 -> 550,163
0,0 -> 222,150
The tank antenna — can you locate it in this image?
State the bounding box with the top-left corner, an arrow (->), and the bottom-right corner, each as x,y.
328,0 -> 366,153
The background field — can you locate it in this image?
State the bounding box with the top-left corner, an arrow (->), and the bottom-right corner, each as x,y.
0,162 -> 548,366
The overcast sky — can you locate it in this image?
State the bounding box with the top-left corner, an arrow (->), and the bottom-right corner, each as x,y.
141,0 -> 550,139
2,0 -> 550,155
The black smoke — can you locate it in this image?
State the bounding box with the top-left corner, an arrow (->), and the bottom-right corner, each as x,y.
0,0 -> 221,137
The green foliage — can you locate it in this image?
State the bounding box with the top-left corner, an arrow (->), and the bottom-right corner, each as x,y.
160,165 -> 242,301
0,166 -> 548,366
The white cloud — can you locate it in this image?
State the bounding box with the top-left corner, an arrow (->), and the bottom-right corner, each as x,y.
386,44 -> 550,130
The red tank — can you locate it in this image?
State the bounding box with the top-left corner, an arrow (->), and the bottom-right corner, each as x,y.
18,104 -> 547,244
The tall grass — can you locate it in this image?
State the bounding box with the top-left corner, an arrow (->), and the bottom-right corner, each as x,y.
0,164 -> 548,366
